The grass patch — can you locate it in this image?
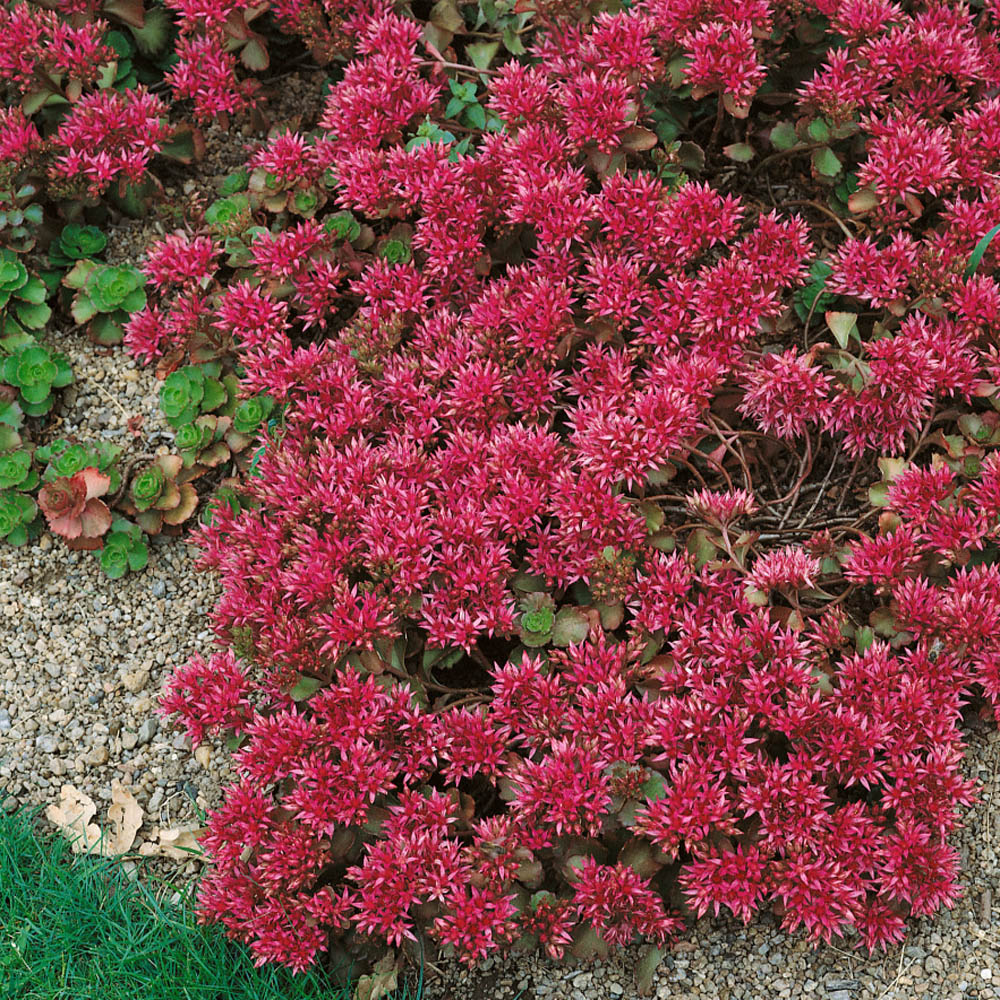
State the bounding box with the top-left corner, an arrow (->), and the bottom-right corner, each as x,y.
0,803 -> 371,1000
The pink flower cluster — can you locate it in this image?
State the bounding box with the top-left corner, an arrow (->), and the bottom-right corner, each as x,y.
0,4 -> 170,202
136,0 -> 1000,975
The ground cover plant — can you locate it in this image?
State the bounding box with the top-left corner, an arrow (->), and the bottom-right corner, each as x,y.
4,0 -> 1000,988
0,802 -> 366,999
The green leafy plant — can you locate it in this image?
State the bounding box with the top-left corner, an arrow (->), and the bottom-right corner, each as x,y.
0,249 -> 52,335
0,183 -> 44,253
405,117 -> 470,159
205,194 -> 253,236
63,260 -> 147,345
99,517 -> 149,578
174,415 -> 253,472
443,77 -> 494,132
0,488 -> 37,545
104,29 -> 139,91
48,224 -> 108,269
122,454 -> 198,534
0,448 -> 37,491
200,479 -> 254,526
0,337 -> 73,416
219,169 -> 250,196
35,437 -> 123,492
159,363 -> 237,429
232,393 -> 274,436
323,211 -> 361,242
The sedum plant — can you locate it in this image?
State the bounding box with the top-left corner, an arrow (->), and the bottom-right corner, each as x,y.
47,225 -> 108,270
0,337 -> 73,417
0,249 -> 51,336
35,438 -> 123,493
122,455 -> 198,535
159,363 -> 237,429
98,517 -> 149,579
37,467 -> 112,550
63,260 -> 147,345
0,448 -> 37,492
0,489 -> 37,546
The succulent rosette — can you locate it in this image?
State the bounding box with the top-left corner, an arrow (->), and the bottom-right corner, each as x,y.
175,415 -> 239,471
0,250 -> 52,334
232,394 -> 274,436
0,448 -> 37,491
159,364 -> 231,428
64,260 -> 147,345
1,340 -> 73,416
47,224 -> 107,268
37,467 -> 112,549
35,438 -> 122,492
0,489 -> 37,546
99,518 -> 149,579
204,194 -> 252,236
124,454 -> 198,534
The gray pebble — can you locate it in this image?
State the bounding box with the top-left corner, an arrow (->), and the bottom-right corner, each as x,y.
137,718 -> 158,746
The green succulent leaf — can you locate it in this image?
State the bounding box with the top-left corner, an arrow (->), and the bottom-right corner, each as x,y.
323,212 -> 361,242
379,239 -> 411,264
0,450 -> 32,489
50,225 -> 107,266
130,464 -> 166,511
232,394 -> 274,435
220,170 -> 250,196
86,264 -> 145,313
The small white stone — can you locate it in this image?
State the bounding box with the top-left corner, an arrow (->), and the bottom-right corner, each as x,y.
981,969 -> 992,981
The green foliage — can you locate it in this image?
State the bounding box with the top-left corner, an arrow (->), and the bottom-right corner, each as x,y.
0,489 -> 37,545
48,224 -> 108,269
105,29 -> 139,91
232,393 -> 274,435
159,363 -> 236,429
0,338 -> 73,416
323,212 -> 361,242
793,260 -> 836,322
405,117 -> 471,159
99,518 -> 148,579
0,184 -> 44,253
122,454 -> 199,534
35,438 -> 123,493
205,194 -> 252,235
0,804 -> 359,999
63,260 -> 147,345
378,239 -> 411,264
518,593 -> 556,646
444,78 -> 496,132
0,249 -> 52,335
965,222 -> 1000,278
200,481 -> 253,526
128,462 -> 171,513
220,169 -> 251,196
0,448 -> 38,491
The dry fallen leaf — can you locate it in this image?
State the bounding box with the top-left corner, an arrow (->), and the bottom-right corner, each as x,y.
46,785 -> 101,853
46,782 -> 143,856
105,781 -> 143,855
138,825 -> 206,860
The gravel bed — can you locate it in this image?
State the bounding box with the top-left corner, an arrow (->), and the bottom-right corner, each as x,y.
0,330 -> 229,859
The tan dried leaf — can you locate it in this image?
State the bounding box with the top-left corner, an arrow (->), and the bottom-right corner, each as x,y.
46,782 -> 143,856
104,781 -> 143,855
46,784 -> 101,853
139,825 -> 206,860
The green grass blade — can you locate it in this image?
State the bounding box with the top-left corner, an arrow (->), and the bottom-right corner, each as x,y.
965,222 -> 1000,278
